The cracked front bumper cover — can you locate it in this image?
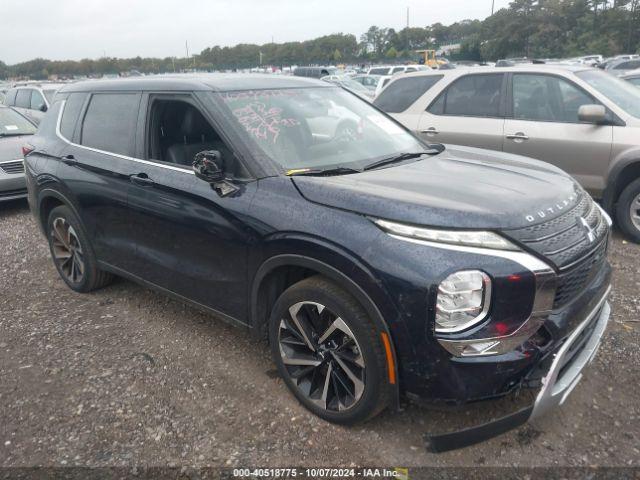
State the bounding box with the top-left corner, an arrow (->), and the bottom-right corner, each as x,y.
425,289 -> 611,453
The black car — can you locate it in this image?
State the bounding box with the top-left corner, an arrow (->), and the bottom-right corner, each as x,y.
24,75 -> 612,448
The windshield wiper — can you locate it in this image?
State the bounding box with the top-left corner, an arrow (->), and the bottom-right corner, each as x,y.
0,132 -> 28,138
286,166 -> 361,177
363,146 -> 444,171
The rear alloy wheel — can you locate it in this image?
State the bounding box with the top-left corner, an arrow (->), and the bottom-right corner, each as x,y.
616,178 -> 640,243
51,217 -> 85,284
269,276 -> 388,424
46,205 -> 113,293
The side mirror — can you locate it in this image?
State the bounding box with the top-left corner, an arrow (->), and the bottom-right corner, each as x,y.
39,104 -> 47,112
193,150 -> 224,183
578,104 -> 606,124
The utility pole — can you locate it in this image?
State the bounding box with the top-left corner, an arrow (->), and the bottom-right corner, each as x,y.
491,0 -> 495,15
406,6 -> 410,57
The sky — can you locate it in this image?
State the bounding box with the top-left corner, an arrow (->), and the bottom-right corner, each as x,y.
0,0 -> 512,65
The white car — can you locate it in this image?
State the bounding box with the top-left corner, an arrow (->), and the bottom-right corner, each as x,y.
373,75 -> 394,97
351,74 -> 382,91
366,65 -> 426,76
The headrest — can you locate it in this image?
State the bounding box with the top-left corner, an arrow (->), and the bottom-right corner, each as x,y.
181,108 -> 211,138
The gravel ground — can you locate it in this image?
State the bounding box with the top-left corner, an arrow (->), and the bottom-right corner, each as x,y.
1,199 -> 639,470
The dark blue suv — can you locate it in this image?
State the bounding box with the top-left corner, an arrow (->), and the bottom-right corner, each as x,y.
23,75 -> 612,449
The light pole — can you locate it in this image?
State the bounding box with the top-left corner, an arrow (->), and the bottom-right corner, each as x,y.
491,0 -> 495,15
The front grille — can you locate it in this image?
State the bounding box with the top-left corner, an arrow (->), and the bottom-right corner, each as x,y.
505,192 -> 610,308
554,239 -> 608,308
0,160 -> 25,175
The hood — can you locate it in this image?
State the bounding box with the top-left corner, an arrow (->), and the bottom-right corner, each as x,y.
292,145 -> 582,230
0,135 -> 30,162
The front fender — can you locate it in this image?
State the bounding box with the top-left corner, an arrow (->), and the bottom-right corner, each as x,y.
249,237 -> 404,407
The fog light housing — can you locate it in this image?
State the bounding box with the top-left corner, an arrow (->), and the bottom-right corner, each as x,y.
435,270 -> 491,333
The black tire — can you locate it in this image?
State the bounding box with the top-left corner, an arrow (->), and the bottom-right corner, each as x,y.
46,205 -> 113,293
616,178 -> 640,243
268,275 -> 389,424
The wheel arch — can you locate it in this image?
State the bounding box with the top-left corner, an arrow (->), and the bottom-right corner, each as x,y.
37,188 -> 80,233
603,155 -> 640,212
250,253 -> 401,407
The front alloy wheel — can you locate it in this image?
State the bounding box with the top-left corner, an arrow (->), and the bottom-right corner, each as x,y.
269,276 -> 389,424
278,301 -> 365,412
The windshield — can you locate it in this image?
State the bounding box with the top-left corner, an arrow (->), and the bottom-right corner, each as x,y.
216,87 -> 427,172
0,108 -> 36,136
576,69 -> 640,118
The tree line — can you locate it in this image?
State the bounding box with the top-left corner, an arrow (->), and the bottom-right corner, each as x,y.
1,0 -> 639,80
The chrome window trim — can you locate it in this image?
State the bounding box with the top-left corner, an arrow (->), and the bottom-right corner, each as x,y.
55,99 -> 195,175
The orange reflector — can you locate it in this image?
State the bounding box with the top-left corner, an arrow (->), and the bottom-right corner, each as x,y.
380,332 -> 396,385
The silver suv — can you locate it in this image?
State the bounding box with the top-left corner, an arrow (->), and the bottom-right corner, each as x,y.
2,83 -> 64,125
376,65 -> 640,242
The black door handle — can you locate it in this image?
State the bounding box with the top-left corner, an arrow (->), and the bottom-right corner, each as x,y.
130,173 -> 155,186
61,154 -> 77,166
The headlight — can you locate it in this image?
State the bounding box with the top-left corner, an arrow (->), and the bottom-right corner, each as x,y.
435,270 -> 491,333
373,219 -> 519,251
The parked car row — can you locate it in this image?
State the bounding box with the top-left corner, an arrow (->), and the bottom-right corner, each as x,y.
374,65 -> 640,242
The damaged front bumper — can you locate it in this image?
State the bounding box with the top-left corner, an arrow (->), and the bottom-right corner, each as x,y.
426,287 -> 611,453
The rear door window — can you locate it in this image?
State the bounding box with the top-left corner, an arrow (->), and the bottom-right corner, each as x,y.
374,75 -> 443,113
428,74 -> 504,117
60,93 -> 88,141
80,93 -> 141,156
15,89 -> 32,109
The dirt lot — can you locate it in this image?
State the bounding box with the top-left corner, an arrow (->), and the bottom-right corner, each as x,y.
1,199 -> 639,470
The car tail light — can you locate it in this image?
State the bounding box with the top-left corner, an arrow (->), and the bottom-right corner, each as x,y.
22,144 -> 35,157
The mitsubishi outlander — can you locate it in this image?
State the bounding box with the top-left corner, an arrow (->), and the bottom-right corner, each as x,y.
24,75 -> 612,449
